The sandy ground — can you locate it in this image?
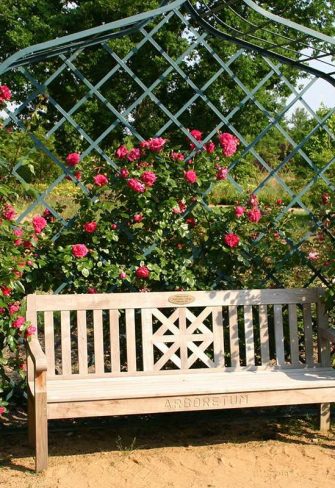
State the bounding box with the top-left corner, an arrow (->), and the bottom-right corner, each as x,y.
0,408 -> 335,488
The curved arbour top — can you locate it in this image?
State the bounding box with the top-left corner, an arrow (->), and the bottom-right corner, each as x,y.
1,0 -> 335,84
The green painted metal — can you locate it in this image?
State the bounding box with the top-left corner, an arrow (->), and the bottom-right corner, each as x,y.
0,0 -> 334,291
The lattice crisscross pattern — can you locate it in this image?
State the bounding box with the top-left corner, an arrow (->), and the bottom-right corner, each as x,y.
149,307 -> 218,370
1,1 -> 334,292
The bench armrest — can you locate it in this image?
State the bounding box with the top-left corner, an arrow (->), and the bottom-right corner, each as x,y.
319,328 -> 335,343
27,335 -> 47,373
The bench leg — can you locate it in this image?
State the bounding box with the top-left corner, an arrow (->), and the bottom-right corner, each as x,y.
320,403 -> 331,432
35,391 -> 48,472
27,391 -> 35,448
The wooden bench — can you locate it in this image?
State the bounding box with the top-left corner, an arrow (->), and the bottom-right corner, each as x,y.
26,288 -> 335,472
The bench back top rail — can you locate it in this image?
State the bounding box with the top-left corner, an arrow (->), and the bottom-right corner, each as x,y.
26,288 -> 329,378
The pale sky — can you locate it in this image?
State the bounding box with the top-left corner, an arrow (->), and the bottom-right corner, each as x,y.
286,53 -> 335,118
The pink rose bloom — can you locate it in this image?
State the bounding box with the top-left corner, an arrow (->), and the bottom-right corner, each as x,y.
0,85 -> 12,103
119,271 -> 127,280
184,170 -> 197,184
189,129 -> 202,141
66,152 -> 80,166
172,200 -> 187,214
186,217 -> 196,228
133,213 -> 143,223
218,133 -> 239,157
135,265 -> 150,279
83,222 -> 97,233
204,141 -> 215,153
93,174 -> 109,186
0,308 -> 5,314
235,206 -> 245,218
148,137 -> 167,152
249,194 -> 259,207
32,216 -> 47,234
13,228 -> 23,237
0,406 -> 6,415
247,207 -> 262,223
141,171 -> 157,187
72,244 -> 89,258
127,148 -> 141,162
119,167 -> 129,179
9,303 -> 20,315
140,140 -> 150,149
3,203 -> 16,221
1,286 -> 12,296
26,325 -> 37,337
115,145 -> 128,159
276,199 -> 283,205
171,151 -> 184,161
23,240 -> 33,250
42,208 -> 56,222
74,170 -> 82,180
216,167 -> 228,180
87,287 -> 97,294
12,316 -> 25,329
224,233 -> 240,248
322,193 -> 330,205
111,223 -> 118,230
308,251 -> 319,261
127,178 -> 146,193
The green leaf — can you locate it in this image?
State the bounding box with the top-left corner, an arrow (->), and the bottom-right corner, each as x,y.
81,268 -> 90,277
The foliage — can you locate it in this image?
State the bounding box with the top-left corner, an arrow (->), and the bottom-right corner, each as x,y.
0,197 -> 40,415
0,105 -> 61,187
30,133 -> 297,294
309,192 -> 335,316
0,0 -> 334,151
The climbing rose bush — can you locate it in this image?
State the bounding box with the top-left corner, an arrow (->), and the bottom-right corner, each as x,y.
36,131 -> 291,294
0,204 -> 47,414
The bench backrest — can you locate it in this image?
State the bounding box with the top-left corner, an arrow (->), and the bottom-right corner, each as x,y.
26,288 -> 330,378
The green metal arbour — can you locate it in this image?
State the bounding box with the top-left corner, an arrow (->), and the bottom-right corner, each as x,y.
0,0 -> 334,292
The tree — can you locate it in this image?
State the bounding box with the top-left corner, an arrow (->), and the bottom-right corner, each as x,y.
0,0 -> 334,152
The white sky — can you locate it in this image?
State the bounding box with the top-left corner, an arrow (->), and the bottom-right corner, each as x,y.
286,53 -> 335,117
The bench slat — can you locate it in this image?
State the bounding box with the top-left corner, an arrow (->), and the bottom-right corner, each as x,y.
77,311 -> 88,375
303,303 -> 314,367
244,305 -> 255,367
288,304 -> 300,367
274,305 -> 285,366
142,309 -> 154,371
109,310 -> 120,373
61,311 -> 72,375
229,306 -> 240,368
44,312 -> 55,376
29,288 -> 321,311
44,368 -> 335,404
179,308 -> 188,369
126,309 -> 137,372
259,305 -> 270,365
213,307 -> 225,367
93,310 -> 104,374
317,300 -> 331,367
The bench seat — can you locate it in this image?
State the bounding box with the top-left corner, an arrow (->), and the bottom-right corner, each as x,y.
37,369 -> 335,404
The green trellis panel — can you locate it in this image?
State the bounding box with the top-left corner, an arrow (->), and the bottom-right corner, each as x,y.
0,0 -> 334,292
